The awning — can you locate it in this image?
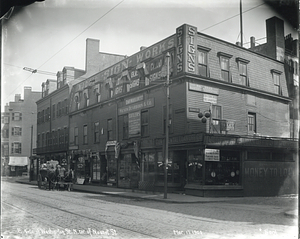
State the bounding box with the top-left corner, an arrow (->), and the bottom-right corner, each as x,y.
9,157 -> 29,166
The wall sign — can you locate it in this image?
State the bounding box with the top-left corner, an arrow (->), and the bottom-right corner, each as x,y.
129,111 -> 141,137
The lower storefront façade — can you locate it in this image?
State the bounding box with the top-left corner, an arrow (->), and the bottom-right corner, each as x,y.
33,133 -> 297,197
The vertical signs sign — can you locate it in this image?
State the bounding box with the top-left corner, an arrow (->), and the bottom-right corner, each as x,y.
176,24 -> 197,74
129,111 -> 141,137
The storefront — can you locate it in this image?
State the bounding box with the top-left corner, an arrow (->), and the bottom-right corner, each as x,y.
69,150 -> 91,185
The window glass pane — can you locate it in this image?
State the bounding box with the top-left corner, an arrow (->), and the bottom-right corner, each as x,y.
220,57 -> 229,70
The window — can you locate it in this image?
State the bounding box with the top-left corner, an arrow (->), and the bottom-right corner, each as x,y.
12,127 -> 22,136
122,115 -> 128,139
12,112 -> 22,121
74,93 -> 80,110
83,89 -> 89,107
11,142 -> 21,154
74,127 -> 78,145
271,70 -> 282,95
236,58 -> 250,86
141,110 -> 149,137
218,52 -> 232,82
41,133 -> 45,147
64,127 -> 68,145
3,116 -> 9,124
3,144 -> 9,156
211,105 -> 222,134
37,134 -> 40,148
248,112 -> 256,133
46,107 -> 50,121
47,132 -> 51,146
64,99 -> 68,114
94,122 -> 100,143
107,119 -> 113,141
2,128 -> 9,138
83,125 -> 87,145
52,104 -> 56,119
197,46 -> 210,77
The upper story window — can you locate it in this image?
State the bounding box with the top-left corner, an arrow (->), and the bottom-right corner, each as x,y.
271,69 -> 282,95
122,115 -> 128,140
218,52 -> 232,82
141,110 -> 149,137
107,119 -> 113,141
74,127 -> 78,145
74,92 -> 80,110
83,89 -> 90,107
94,122 -> 100,143
12,127 -> 22,136
52,104 -> 56,119
2,128 -> 9,138
11,142 -> 21,154
64,99 -> 68,115
236,57 -> 250,86
248,112 -> 257,134
2,116 -> 9,124
94,84 -> 101,103
12,112 -> 22,121
83,125 -> 88,144
197,46 -> 211,77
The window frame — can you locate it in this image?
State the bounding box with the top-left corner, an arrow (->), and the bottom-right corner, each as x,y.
248,112 -> 257,134
197,46 -> 211,77
236,58 -> 250,86
271,70 -> 282,95
83,125 -> 88,145
141,110 -> 149,137
218,52 -> 232,82
94,122 -> 100,143
74,127 -> 79,145
107,119 -> 113,141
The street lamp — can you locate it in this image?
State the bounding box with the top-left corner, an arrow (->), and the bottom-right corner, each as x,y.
164,52 -> 170,199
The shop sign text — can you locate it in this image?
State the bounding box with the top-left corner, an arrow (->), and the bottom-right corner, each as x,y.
245,167 -> 295,178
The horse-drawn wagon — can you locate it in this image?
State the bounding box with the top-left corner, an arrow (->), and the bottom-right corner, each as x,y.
37,160 -> 73,191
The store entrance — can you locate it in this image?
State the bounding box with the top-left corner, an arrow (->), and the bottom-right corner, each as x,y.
172,150 -> 187,189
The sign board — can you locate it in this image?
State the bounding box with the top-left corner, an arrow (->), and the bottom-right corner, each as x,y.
205,149 -> 220,161
203,94 -> 217,104
189,83 -> 219,95
129,111 -> 141,137
77,178 -> 85,185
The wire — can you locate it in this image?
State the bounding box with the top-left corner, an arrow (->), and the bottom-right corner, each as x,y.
4,0 -> 125,102
200,3 -> 265,32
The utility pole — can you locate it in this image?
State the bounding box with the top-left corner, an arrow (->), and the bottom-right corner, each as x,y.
164,52 -> 170,199
240,0 -> 243,47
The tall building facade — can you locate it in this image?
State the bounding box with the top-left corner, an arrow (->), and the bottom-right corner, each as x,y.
1,87 -> 42,176
66,17 -> 298,196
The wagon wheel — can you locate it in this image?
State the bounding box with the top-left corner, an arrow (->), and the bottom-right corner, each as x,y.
38,174 -> 42,189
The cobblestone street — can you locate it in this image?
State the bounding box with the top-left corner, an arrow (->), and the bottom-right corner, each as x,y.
1,180 -> 298,239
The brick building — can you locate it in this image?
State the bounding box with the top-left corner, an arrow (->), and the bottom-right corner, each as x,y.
67,16 -> 297,196
1,87 -> 42,176
34,38 -> 126,180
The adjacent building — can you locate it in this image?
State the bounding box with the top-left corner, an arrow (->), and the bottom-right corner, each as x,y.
1,87 -> 42,176
34,38 -> 126,180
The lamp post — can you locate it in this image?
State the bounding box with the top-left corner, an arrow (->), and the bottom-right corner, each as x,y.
164,52 -> 170,199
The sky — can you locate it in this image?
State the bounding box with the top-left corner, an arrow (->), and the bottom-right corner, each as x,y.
1,0 -> 298,111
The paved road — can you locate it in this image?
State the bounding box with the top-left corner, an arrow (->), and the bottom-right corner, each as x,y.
1,181 -> 297,239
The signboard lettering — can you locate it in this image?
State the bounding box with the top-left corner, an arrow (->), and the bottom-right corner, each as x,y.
205,149 -> 220,161
119,98 -> 155,115
189,83 -> 219,95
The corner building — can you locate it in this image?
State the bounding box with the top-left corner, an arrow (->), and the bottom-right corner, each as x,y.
68,17 -> 297,196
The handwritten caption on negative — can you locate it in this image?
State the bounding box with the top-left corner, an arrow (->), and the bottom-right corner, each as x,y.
17,228 -> 117,236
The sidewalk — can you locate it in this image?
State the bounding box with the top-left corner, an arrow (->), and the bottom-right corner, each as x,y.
9,176 -> 298,217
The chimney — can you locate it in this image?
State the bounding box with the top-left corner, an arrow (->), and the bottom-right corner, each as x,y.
85,38 -> 100,75
250,37 -> 255,49
15,94 -> 21,102
266,16 -> 285,61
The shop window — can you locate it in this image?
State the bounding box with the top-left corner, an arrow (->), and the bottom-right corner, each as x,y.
83,125 -> 88,144
11,142 -> 22,154
187,152 -> 204,184
141,153 -> 156,182
92,153 -> 101,181
94,122 -> 100,143
12,127 -> 22,136
197,46 -> 210,77
141,110 -> 149,137
12,112 -> 22,121
248,112 -> 256,134
205,150 -> 240,185
122,115 -> 128,139
107,119 -> 113,141
74,127 -> 78,145
107,154 -> 117,184
271,70 -> 282,95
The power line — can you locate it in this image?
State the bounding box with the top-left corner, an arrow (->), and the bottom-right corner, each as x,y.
4,0 -> 125,102
200,2 -> 265,32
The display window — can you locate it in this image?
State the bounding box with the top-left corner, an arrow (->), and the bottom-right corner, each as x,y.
187,151 -> 204,184
118,153 -> 139,188
107,154 -> 117,184
141,152 -> 156,182
205,150 -> 240,185
92,154 -> 101,181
